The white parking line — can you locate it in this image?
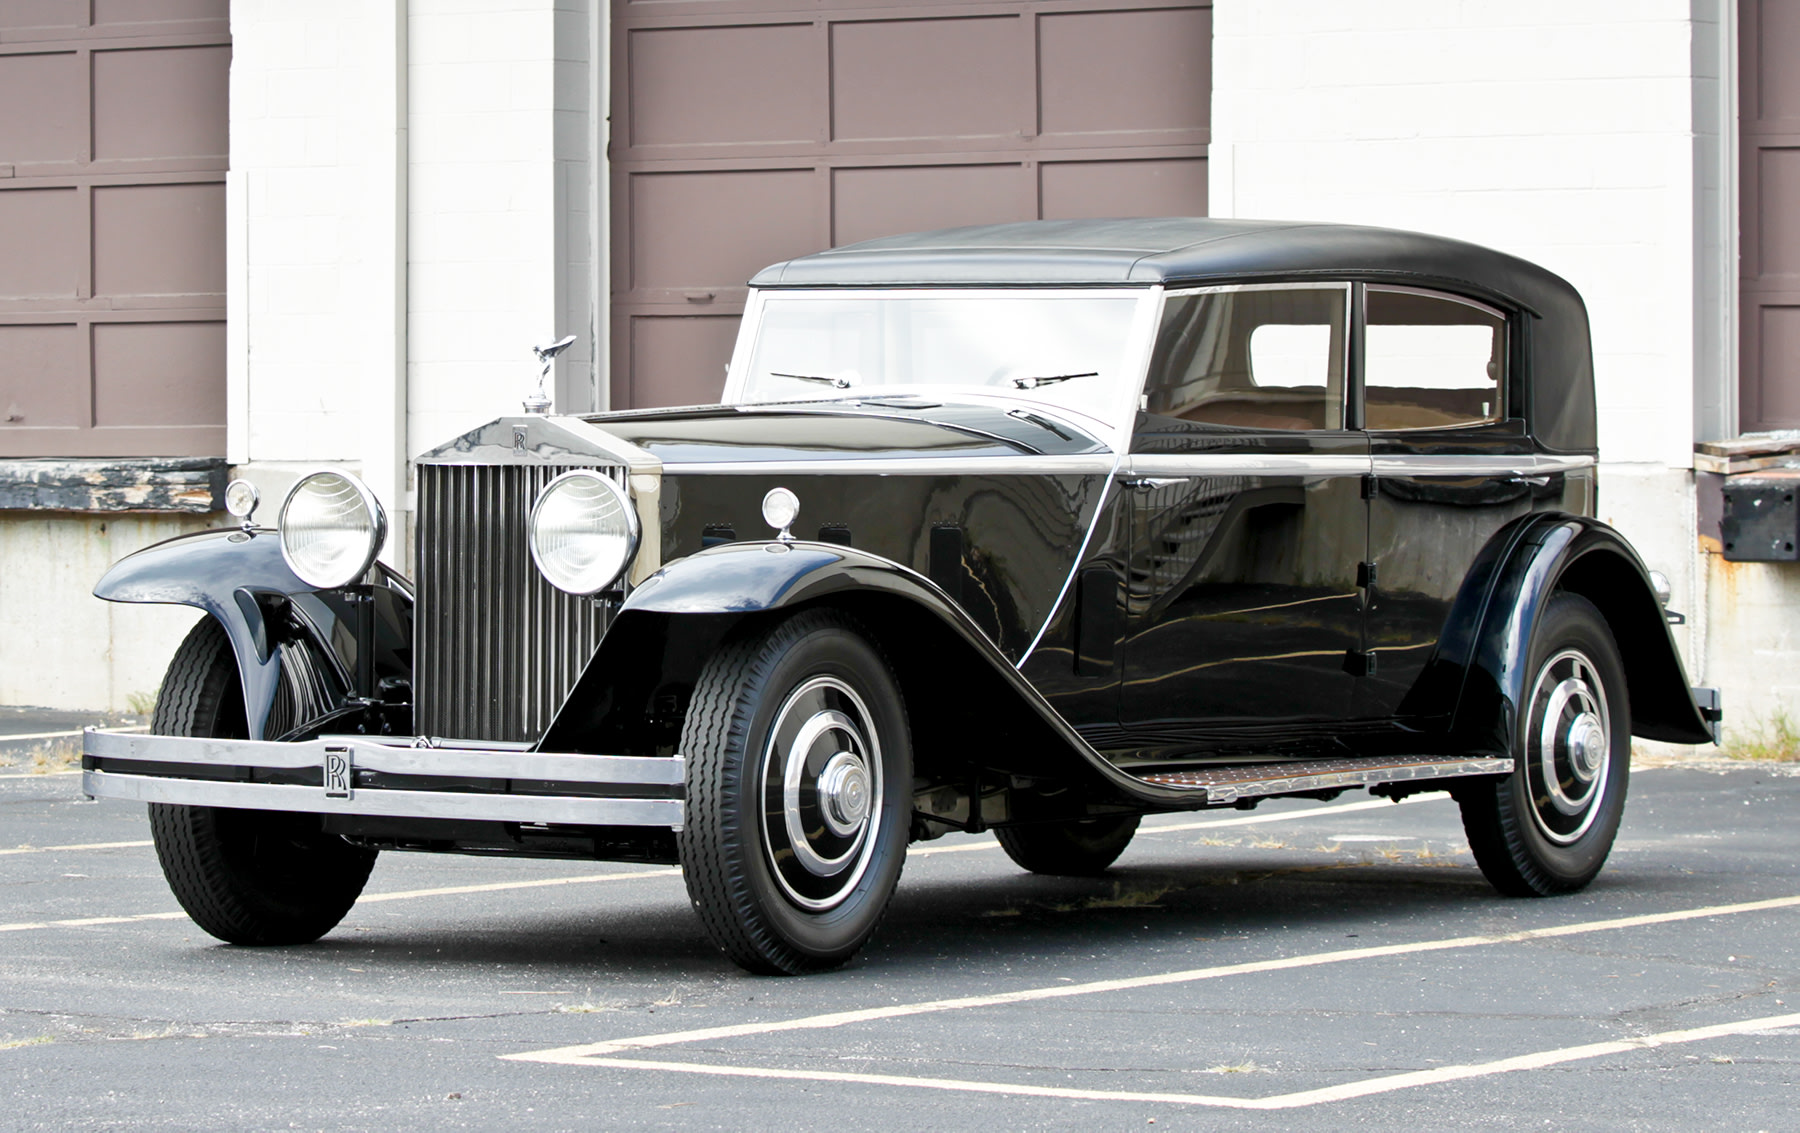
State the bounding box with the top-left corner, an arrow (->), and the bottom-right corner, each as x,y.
545,1011 -> 1800,1111
505,892 -> 1800,1064
0,840 -> 152,857
0,726 -> 145,743
0,867 -> 681,934
0,770 -> 81,780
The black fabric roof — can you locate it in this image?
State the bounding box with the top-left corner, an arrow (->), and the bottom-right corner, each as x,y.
751,218 -> 1596,454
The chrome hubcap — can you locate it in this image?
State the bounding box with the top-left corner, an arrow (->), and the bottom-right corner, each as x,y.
1526,649 -> 1612,845
760,676 -> 883,911
816,751 -> 871,836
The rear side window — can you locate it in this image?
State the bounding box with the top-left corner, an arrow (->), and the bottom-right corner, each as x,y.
1145,285 -> 1349,430
1363,287 -> 1506,431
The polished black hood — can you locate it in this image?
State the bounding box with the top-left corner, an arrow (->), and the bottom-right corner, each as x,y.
584,400 -> 1110,465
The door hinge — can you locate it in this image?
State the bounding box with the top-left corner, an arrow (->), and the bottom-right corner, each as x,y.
1356,561 -> 1378,589
1361,473 -> 1379,499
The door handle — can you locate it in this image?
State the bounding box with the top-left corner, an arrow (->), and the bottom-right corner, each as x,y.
1121,476 -> 1191,491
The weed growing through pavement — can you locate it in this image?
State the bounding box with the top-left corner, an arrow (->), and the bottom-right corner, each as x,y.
1724,708 -> 1800,761
0,1036 -> 52,1051
125,688 -> 159,716
26,739 -> 80,775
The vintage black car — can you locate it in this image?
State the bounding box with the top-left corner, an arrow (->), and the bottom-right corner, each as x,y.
84,218 -> 1721,974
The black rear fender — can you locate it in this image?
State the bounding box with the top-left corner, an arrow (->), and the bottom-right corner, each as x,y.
93,528 -> 413,739
1446,514 -> 1716,751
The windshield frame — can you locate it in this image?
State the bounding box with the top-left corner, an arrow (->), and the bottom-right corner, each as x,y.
723,285 -> 1165,451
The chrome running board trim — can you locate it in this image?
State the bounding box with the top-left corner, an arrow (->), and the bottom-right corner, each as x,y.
1134,755 -> 1512,805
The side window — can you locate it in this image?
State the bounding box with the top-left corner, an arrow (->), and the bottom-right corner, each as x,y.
1363,287 -> 1506,431
1145,286 -> 1348,430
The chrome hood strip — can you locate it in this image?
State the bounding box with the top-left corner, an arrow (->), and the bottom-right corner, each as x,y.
662,454 -> 1118,476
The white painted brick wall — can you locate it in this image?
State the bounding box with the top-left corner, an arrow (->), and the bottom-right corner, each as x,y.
1212,0 -> 1704,470
231,1 -> 402,465
407,0 -> 577,457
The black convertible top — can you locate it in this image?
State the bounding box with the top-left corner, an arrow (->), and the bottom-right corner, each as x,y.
752,218 -> 1596,453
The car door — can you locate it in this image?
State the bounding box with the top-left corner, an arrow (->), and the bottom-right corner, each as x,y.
1355,284 -> 1546,720
1119,284 -> 1370,751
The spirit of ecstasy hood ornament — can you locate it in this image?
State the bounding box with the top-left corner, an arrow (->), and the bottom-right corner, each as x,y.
524,335 -> 577,415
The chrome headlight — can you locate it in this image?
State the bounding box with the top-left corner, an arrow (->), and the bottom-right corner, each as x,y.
278,471 -> 387,590
529,469 -> 640,595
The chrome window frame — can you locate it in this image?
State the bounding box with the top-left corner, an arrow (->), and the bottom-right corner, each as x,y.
1360,283 -> 1511,435
1144,281 -> 1356,432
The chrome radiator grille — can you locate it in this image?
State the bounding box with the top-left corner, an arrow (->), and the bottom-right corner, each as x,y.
415,463 -> 615,743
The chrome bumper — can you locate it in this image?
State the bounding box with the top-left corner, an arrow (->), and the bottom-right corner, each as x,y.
81,728 -> 684,829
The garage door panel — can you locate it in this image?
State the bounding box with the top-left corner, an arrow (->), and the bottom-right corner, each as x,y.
1041,157 -> 1207,220
0,2 -> 84,32
0,323 -> 84,429
628,314 -> 740,408
628,23 -> 817,148
94,0 -> 229,24
612,1 -> 1211,410
0,53 -> 83,165
92,45 -> 230,161
628,169 -> 819,292
0,189 -> 81,299
93,183 -> 226,298
92,321 -> 225,428
830,17 -> 1026,142
1755,148 -> 1800,279
1754,0 -> 1800,123
833,163 -> 1030,246
1742,0 -> 1800,431
1038,7 -> 1211,139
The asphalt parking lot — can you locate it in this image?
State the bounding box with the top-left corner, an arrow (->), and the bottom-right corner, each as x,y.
2,729 -> 1796,1131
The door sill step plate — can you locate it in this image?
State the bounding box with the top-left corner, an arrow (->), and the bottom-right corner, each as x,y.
1135,756 -> 1512,805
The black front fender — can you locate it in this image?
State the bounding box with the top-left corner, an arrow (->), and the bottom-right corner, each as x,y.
1447,513 -> 1716,751
94,528 -> 413,739
540,541 -> 1196,809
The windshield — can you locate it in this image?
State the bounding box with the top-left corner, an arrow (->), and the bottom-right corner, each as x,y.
733,290 -> 1150,422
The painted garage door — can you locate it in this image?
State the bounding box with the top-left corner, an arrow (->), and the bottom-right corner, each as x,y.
1742,0 -> 1800,431
610,0 -> 1212,409
0,0 -> 229,458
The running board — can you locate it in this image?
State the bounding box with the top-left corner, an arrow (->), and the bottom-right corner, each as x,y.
1134,756 -> 1512,805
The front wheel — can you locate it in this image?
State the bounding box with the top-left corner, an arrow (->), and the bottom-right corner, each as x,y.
678,610 -> 912,974
1457,592 -> 1630,896
148,617 -> 376,945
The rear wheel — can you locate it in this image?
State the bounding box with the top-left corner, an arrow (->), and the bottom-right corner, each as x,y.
679,610 -> 911,974
1456,592 -> 1630,896
148,617 -> 376,945
995,815 -> 1140,876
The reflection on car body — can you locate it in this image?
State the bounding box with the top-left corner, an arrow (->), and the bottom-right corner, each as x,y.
84,218 -> 1720,974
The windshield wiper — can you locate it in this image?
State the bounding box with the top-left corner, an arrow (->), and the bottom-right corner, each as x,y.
1010,371 -> 1098,390
771,371 -> 855,389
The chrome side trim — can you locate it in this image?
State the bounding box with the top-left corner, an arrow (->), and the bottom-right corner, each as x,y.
84,772 -> 683,828
1122,453 -> 1372,478
1135,755 -> 1513,805
1371,453 -> 1598,477
1017,448 -> 1125,668
663,455 -> 1118,477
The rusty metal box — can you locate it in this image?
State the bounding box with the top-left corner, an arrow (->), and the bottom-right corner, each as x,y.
1721,469 -> 1800,561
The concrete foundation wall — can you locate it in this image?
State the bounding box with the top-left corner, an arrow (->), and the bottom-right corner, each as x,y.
0,513 -> 211,712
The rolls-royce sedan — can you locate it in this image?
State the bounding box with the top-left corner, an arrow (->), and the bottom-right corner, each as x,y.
83,218 -> 1720,974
